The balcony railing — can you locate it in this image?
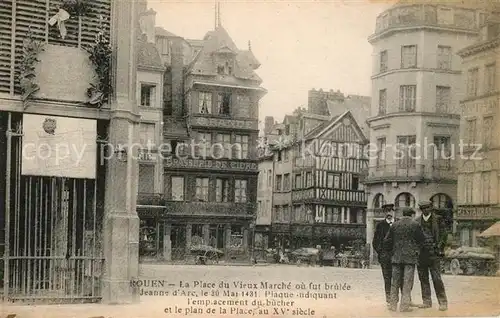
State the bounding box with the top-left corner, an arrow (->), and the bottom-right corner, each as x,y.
137,193 -> 165,206
365,164 -> 425,183
427,161 -> 457,181
373,4 -> 478,36
164,201 -> 256,217
292,188 -> 367,204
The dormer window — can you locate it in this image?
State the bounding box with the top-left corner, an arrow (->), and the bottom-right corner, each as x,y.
216,59 -> 234,75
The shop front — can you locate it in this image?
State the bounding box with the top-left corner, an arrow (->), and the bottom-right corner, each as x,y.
455,205 -> 500,247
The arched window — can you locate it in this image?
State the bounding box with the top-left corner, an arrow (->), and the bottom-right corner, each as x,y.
395,192 -> 415,208
373,193 -> 384,208
430,193 -> 453,209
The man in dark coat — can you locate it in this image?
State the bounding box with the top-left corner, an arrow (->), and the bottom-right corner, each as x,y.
416,201 -> 448,311
384,207 -> 425,312
372,205 -> 394,305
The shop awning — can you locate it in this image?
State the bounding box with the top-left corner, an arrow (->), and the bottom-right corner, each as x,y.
478,221 -> 500,237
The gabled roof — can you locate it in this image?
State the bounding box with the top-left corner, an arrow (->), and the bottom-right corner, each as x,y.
186,26 -> 262,83
155,27 -> 178,38
304,111 -> 368,144
327,96 -> 370,137
304,117 -> 338,140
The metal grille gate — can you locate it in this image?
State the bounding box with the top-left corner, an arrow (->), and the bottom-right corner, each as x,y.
1,112 -> 105,303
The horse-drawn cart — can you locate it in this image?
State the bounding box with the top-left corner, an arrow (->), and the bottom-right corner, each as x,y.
443,246 -> 497,276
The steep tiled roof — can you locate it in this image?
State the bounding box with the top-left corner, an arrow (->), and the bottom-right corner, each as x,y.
155,27 -> 177,38
187,26 -> 262,83
327,96 -> 370,138
137,38 -> 164,70
304,116 -> 338,140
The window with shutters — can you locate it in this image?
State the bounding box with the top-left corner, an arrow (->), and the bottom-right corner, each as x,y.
466,118 -> 477,144
483,116 -> 493,147
436,86 -> 451,113
401,45 -> 417,68
467,68 -> 479,97
275,175 -> 282,192
380,50 -> 388,72
399,85 -> 416,112
295,174 -> 302,189
485,63 -> 496,93
396,135 -> 416,168
283,174 -> 290,191
376,137 -> 386,167
437,46 -> 452,70
482,172 -> 491,203
0,0 -> 111,94
464,174 -> 473,203
378,89 -> 387,115
433,136 -> 451,169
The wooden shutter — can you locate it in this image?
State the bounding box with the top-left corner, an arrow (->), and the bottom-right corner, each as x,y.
0,1 -> 13,93
1,0 -> 111,95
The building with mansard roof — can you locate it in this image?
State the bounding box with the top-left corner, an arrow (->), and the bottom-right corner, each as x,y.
135,8 -> 266,263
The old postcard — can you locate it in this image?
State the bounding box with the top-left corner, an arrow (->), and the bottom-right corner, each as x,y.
0,0 -> 499,317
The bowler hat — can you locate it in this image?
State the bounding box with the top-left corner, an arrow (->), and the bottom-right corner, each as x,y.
418,201 -> 432,209
401,207 -> 415,216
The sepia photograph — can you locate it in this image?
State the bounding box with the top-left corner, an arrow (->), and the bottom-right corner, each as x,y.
0,0 -> 499,317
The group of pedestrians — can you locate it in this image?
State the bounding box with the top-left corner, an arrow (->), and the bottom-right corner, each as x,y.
373,201 -> 448,312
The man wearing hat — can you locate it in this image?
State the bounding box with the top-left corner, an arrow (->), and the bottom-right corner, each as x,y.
415,201 -> 448,311
384,207 -> 426,312
372,204 -> 395,305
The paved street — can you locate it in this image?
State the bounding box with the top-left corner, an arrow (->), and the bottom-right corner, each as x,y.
2,264 -> 499,318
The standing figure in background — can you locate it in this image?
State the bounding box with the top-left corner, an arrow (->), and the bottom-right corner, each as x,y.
415,201 -> 449,311
372,205 -> 394,306
384,207 -> 425,312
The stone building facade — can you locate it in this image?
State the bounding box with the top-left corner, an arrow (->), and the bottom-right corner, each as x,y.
135,15 -> 266,262
365,1 -> 486,263
456,7 -> 500,247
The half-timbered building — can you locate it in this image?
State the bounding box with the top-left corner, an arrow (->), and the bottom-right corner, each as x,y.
265,109 -> 369,250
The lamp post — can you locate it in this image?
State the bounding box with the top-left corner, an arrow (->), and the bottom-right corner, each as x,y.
249,221 -> 256,264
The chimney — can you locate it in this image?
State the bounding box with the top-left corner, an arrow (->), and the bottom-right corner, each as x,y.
170,37 -> 184,117
139,8 -> 156,43
264,116 -> 274,135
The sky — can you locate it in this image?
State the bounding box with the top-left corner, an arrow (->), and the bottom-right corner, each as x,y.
147,0 -> 393,124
